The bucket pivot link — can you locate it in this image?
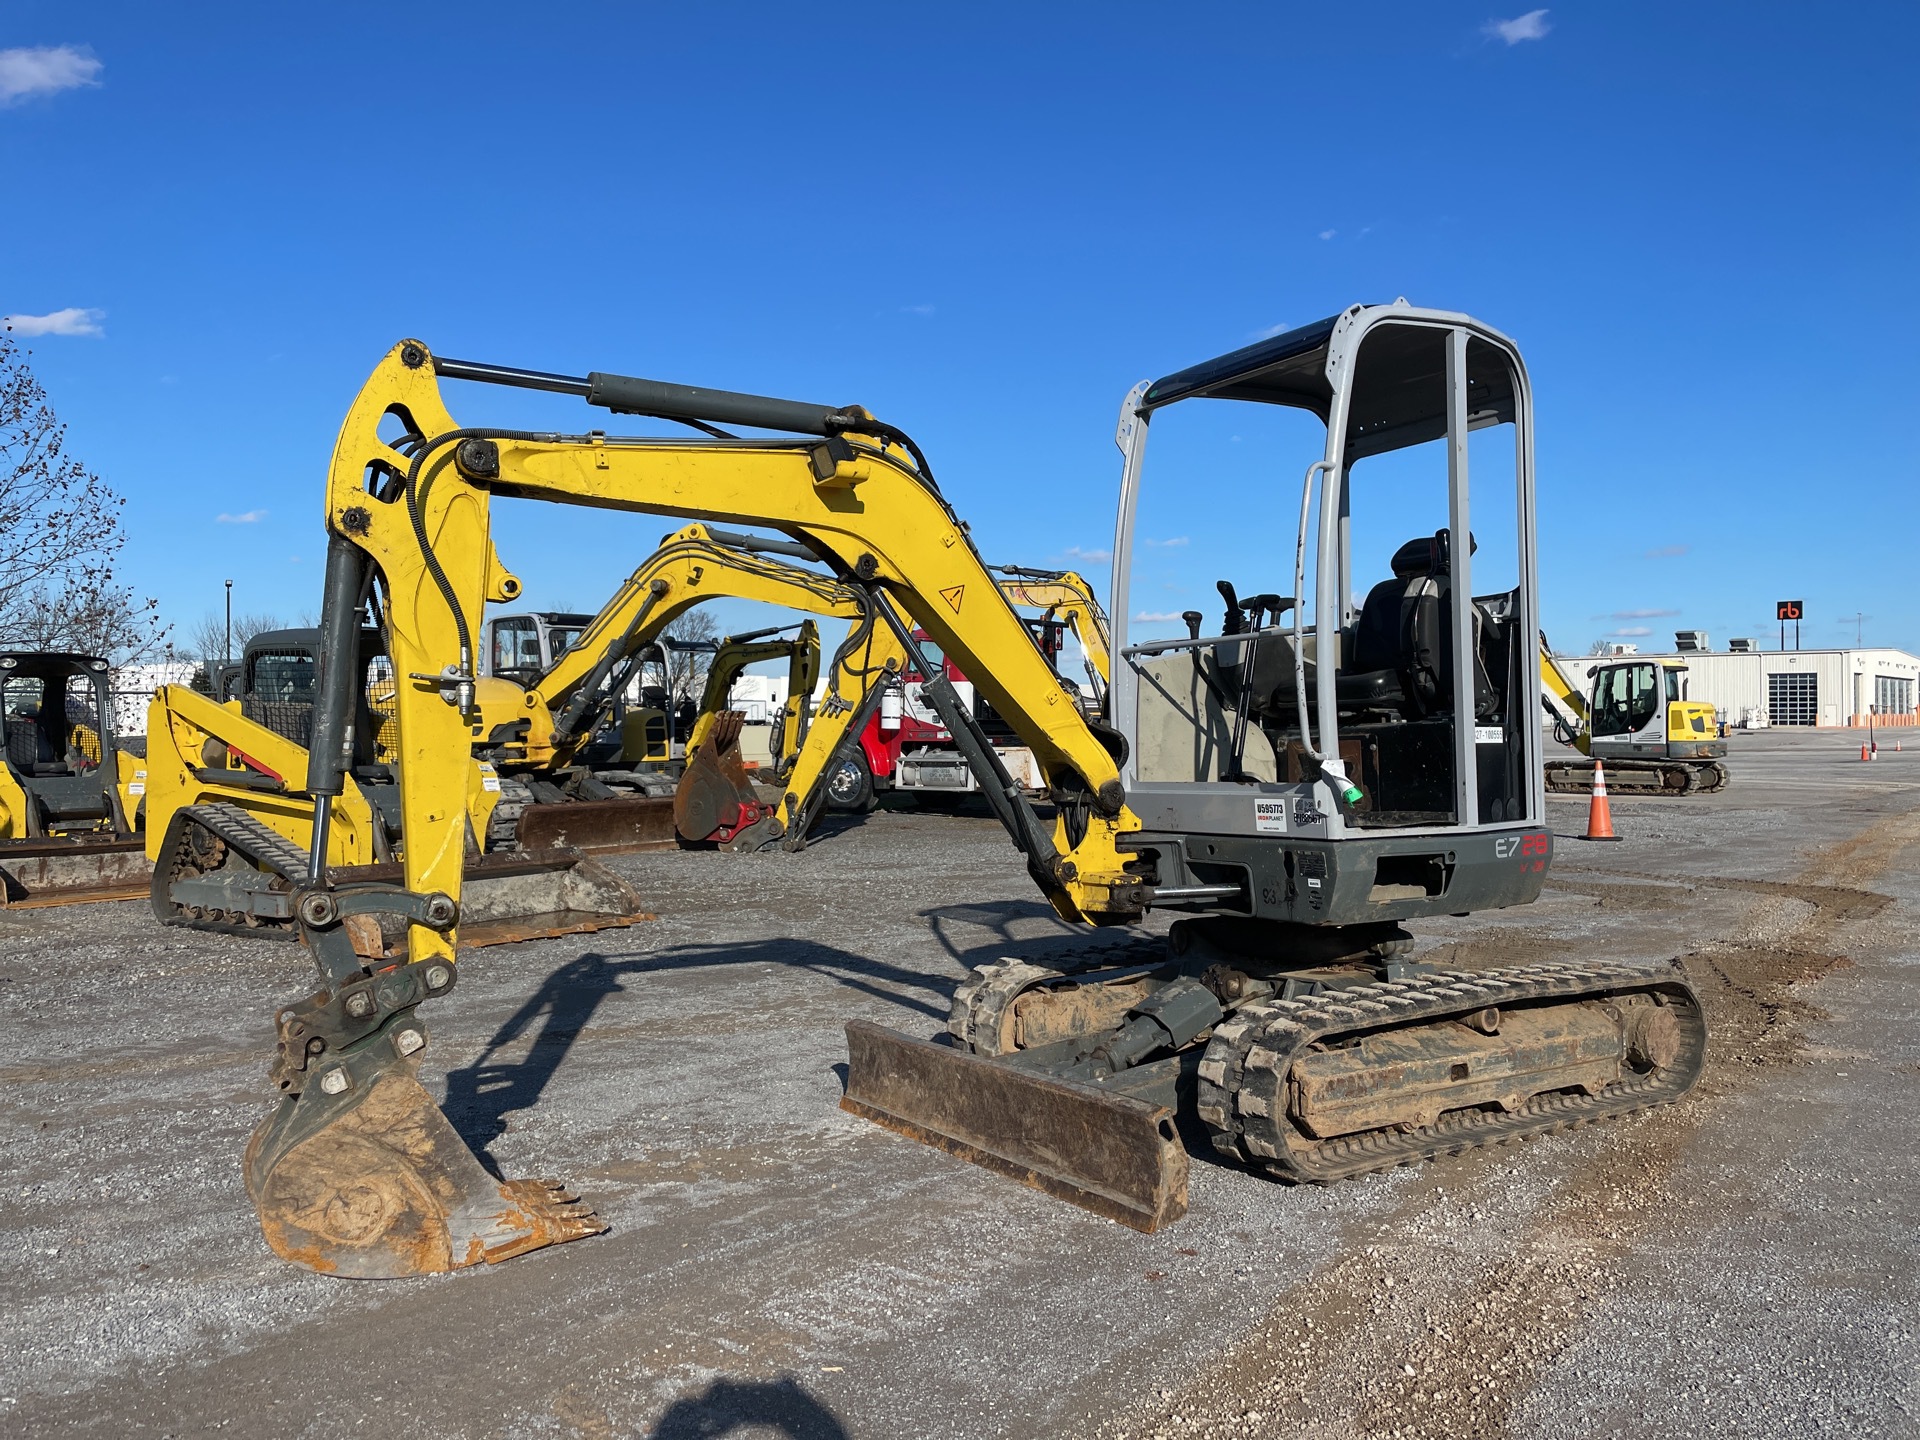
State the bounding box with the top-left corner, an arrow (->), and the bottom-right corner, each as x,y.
243,881 -> 606,1278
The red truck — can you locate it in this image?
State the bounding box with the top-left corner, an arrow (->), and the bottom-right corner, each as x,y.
821,621 -> 1079,811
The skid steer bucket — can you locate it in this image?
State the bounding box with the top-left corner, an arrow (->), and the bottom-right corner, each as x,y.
245,1029 -> 605,1278
513,796 -> 680,854
0,836 -> 150,907
337,849 -> 655,953
841,1020 -> 1189,1232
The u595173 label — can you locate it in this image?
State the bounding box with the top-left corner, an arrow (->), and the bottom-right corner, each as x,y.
1253,798 -> 1287,833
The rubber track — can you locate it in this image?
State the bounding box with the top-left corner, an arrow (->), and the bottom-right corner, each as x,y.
1196,960 -> 1705,1183
157,802 -> 307,939
1545,759 -> 1729,796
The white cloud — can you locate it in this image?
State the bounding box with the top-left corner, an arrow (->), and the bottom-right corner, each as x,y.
1484,10 -> 1550,44
3,307 -> 105,337
1609,626 -> 1653,638
1645,544 -> 1689,558
1134,611 -> 1188,624
1612,608 -> 1679,619
900,303 -> 935,316
0,45 -> 102,106
1061,545 -> 1111,565
1145,536 -> 1189,548
1319,229 -> 1337,241
217,510 -> 268,524
1251,321 -> 1293,341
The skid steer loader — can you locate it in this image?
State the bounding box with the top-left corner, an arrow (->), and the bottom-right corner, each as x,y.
220,311 -> 1703,1278
0,651 -> 151,905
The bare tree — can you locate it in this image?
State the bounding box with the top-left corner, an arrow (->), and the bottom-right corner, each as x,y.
0,333 -> 168,662
187,610 -> 288,670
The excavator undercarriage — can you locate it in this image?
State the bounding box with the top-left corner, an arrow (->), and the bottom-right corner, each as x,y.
847,926 -> 1704,1230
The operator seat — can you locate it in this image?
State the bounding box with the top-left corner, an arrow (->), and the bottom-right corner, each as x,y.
1348,530 -> 1494,720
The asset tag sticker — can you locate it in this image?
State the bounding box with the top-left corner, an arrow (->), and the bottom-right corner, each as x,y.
1253,798 -> 1287,833
478,763 -> 501,793
1474,726 -> 1504,744
128,769 -> 146,796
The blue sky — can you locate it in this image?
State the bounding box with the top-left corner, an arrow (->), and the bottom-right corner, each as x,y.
4,3 -> 1916,661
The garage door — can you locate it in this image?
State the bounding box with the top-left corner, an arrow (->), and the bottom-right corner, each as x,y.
1768,672 -> 1818,726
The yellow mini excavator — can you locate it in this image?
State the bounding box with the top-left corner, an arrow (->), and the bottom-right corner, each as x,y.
226,312 -> 1705,1278
1539,637 -> 1728,794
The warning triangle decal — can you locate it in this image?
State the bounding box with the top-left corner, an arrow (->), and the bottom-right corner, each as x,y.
939,584 -> 965,614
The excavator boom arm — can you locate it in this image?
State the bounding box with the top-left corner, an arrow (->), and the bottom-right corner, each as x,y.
322,342 -> 1139,959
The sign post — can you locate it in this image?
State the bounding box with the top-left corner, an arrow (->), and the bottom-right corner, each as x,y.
1776,599 -> 1803,651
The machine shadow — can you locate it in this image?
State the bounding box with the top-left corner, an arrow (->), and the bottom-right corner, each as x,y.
442,938 -> 955,1160
647,1375 -> 850,1440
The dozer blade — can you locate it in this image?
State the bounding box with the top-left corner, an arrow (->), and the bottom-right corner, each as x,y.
841,1020 -> 1188,1233
514,797 -> 680,854
334,849 -> 655,953
244,1038 -> 605,1278
0,835 -> 150,907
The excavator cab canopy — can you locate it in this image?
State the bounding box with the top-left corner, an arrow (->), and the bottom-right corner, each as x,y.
1140,309 -> 1520,457
1112,302 -> 1545,924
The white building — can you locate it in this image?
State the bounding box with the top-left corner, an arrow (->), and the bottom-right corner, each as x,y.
110,661 -> 198,737
1562,643 -> 1920,729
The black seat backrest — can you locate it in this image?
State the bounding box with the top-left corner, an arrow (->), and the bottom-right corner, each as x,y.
1351,532 -> 1496,720
6,715 -> 51,772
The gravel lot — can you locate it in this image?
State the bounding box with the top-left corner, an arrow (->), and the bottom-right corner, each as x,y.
2,729 -> 1914,1439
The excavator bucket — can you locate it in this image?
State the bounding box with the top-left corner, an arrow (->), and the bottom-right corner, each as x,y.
841,1020 -> 1189,1233
335,849 -> 655,952
245,1049 -> 605,1278
673,712 -> 778,848
0,836 -> 150,907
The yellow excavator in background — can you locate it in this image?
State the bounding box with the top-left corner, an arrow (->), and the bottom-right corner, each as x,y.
142,522 -> 915,942
993,564 -> 1111,699
1539,637 -> 1728,794
229,316 -> 1705,1278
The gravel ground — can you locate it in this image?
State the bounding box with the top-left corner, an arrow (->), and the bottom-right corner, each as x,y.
0,729 -> 1914,1439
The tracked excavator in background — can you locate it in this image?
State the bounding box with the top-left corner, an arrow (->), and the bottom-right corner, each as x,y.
234,310 -> 1705,1277
992,564 -> 1112,700
1539,639 -> 1728,794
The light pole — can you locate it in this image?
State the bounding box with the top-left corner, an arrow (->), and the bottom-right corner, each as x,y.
225,579 -> 233,665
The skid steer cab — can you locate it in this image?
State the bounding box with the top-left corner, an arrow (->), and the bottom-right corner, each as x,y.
0,651 -> 150,906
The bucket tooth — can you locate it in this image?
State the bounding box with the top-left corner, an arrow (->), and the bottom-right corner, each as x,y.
841,1020 -> 1188,1233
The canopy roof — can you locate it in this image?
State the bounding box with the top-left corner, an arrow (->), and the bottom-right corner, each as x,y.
1141,307 -> 1519,459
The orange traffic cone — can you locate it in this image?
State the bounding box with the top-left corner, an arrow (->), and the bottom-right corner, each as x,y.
1582,759 -> 1619,841
1862,744 -> 1872,762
